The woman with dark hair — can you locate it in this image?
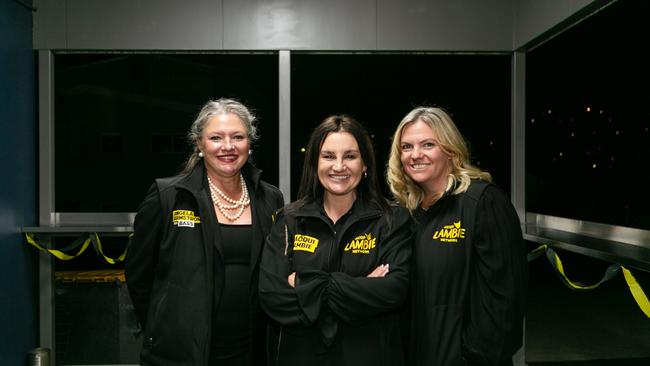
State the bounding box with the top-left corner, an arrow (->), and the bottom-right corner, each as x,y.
125,98 -> 284,365
387,107 -> 527,366
259,115 -> 412,366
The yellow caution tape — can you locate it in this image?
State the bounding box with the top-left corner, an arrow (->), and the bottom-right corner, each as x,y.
25,232 -> 92,261
25,232 -> 131,264
621,266 -> 650,318
546,247 -> 606,290
89,233 -> 129,264
528,244 -> 649,319
527,244 -> 548,261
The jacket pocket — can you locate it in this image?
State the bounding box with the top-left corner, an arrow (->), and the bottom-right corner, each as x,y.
143,281 -> 203,363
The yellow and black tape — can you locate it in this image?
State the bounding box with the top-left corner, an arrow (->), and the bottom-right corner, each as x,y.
528,244 -> 650,318
25,232 -> 92,261
621,266 -> 650,318
89,233 -> 130,264
25,232 -> 131,264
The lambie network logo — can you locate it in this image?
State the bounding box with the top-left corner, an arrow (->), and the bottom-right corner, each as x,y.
432,220 -> 465,243
344,233 -> 377,254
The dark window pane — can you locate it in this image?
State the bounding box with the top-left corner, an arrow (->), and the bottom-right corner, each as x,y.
526,0 -> 650,229
291,54 -> 511,201
55,53 -> 279,212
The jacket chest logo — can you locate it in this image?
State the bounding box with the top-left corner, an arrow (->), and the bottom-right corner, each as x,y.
344,233 -> 377,254
432,220 -> 465,243
172,210 -> 201,228
294,234 -> 319,253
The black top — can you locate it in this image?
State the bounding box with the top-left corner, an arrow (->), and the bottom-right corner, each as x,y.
259,199 -> 413,365
125,162 -> 285,366
409,180 -> 528,366
211,223 -> 253,361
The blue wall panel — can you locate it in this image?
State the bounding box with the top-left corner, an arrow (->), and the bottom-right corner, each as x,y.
0,1 -> 38,364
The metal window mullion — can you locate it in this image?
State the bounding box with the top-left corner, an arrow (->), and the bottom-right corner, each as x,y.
279,50 -> 291,203
38,49 -> 56,364
511,50 -> 526,224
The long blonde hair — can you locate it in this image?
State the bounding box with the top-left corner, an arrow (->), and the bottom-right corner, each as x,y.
386,107 -> 491,211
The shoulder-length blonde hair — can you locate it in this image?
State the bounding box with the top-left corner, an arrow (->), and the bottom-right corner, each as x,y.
386,107 -> 491,211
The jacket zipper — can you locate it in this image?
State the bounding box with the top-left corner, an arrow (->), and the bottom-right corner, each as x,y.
327,212 -> 382,271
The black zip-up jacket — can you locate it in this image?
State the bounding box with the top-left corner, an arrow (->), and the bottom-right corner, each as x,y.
408,180 -> 528,366
125,163 -> 284,366
259,199 -> 412,366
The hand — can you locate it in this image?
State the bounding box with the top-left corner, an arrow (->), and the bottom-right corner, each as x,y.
288,272 -> 296,288
367,264 -> 389,278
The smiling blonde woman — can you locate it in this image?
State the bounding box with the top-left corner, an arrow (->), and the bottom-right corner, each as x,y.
387,107 -> 528,366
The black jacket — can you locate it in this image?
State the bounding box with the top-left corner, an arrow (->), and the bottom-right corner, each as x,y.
125,163 -> 284,366
259,199 -> 413,366
408,180 -> 528,366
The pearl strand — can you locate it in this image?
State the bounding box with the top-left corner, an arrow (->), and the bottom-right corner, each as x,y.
207,175 -> 250,221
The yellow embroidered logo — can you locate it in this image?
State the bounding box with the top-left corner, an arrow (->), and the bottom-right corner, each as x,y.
344,233 -> 377,254
293,234 -> 319,253
172,210 -> 201,228
432,220 -> 465,243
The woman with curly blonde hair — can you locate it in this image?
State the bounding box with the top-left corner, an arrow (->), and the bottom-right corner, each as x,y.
387,107 -> 527,366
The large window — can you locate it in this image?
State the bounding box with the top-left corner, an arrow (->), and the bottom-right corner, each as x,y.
291,53 -> 512,201
526,0 -> 650,229
55,53 -> 279,212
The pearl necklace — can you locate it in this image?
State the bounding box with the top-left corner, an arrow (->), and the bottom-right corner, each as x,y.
207,175 -> 250,221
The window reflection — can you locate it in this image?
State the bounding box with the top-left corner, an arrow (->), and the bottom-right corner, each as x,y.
526,0 -> 650,230
291,53 -> 511,201
55,53 -> 279,212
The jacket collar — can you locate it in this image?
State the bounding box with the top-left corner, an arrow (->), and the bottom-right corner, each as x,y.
293,197 -> 383,222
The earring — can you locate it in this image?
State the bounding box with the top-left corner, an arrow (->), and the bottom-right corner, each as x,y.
363,171 -> 368,179
248,149 -> 252,155
198,151 -> 204,158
